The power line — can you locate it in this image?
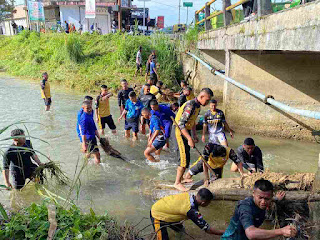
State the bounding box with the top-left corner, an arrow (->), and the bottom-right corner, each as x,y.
149,0 -> 187,11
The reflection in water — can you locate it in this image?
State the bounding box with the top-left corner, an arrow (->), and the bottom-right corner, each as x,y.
0,77 -> 319,239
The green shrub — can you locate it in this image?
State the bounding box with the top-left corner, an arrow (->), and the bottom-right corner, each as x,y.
65,34 -> 84,63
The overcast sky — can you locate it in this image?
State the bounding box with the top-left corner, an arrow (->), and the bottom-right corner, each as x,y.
131,0 -> 224,27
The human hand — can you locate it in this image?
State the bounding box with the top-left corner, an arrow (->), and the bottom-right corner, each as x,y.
118,117 -> 121,123
147,140 -> 153,148
188,138 -> 195,148
96,117 -> 99,123
39,162 -> 45,166
275,191 -> 286,201
201,135 -> 205,143
281,225 -> 297,238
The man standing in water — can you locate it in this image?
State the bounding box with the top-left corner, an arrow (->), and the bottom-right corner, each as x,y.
222,179 -> 297,239
231,137 -> 264,174
95,85 -> 116,135
117,79 -> 134,115
40,72 -> 51,111
77,96 -> 94,142
202,99 -> 234,146
79,100 -> 101,164
174,88 -> 213,192
3,129 -> 43,189
150,188 -> 224,240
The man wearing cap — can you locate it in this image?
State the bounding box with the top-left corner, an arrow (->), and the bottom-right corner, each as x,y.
231,138 -> 264,174
2,129 -> 43,189
150,188 -> 224,240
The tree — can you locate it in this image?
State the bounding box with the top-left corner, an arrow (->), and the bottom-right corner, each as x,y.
0,0 -> 16,23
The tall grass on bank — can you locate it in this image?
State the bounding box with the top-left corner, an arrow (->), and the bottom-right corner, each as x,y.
0,31 -> 183,92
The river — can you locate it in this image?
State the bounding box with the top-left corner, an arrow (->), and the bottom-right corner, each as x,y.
0,76 -> 319,239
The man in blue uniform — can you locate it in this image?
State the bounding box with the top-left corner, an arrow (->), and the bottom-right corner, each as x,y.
150,100 -> 176,150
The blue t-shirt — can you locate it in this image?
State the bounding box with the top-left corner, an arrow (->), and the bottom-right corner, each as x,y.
151,104 -> 175,123
77,109 -> 94,142
150,112 -> 165,139
79,111 -> 97,141
204,109 -> 226,134
221,197 -> 265,240
150,61 -> 156,74
125,99 -> 144,120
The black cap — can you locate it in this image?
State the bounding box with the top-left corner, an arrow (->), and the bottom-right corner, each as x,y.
244,138 -> 255,146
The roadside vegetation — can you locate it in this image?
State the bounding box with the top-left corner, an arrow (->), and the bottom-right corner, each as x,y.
0,31 -> 183,92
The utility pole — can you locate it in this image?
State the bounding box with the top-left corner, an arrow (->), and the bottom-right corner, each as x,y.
143,0 -> 145,35
178,0 -> 181,24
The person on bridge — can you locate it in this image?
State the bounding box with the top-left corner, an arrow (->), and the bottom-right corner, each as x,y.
221,179 -> 297,239
2,129 -> 44,189
174,88 -> 213,192
201,99 -> 234,146
150,188 -> 225,240
184,143 -> 244,185
40,72 -> 52,111
138,84 -> 156,134
150,100 -> 177,150
142,108 -> 166,162
231,137 -> 264,174
95,85 -> 116,136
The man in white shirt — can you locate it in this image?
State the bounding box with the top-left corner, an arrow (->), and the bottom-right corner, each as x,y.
135,46 -> 143,77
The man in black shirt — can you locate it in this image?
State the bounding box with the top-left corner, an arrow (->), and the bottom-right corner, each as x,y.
178,86 -> 193,107
2,129 -> 43,189
117,79 -> 134,115
231,137 -> 264,174
138,84 -> 156,134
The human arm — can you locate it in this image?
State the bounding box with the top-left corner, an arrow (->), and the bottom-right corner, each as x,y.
117,91 -> 122,110
202,113 -> 209,143
148,130 -> 160,147
229,149 -> 244,176
255,148 -> 264,173
118,109 -> 127,122
2,170 -> 12,189
192,125 -> 198,143
224,121 -> 234,139
203,161 -> 210,187
187,209 -> 224,235
32,154 -> 43,166
40,80 -> 47,99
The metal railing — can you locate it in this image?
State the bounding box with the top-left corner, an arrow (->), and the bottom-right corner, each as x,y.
187,52 -> 320,120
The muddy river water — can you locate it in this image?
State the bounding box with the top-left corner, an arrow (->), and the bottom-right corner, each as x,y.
0,76 -> 319,239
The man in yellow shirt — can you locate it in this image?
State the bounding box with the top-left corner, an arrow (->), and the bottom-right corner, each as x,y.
174,88 -> 213,192
40,72 -> 51,111
95,85 -> 116,135
184,143 -> 244,186
150,188 -> 224,240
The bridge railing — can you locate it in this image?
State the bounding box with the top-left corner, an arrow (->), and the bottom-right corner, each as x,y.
195,0 -> 305,30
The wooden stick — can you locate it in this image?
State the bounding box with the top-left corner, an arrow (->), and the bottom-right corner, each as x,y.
170,116 -> 217,179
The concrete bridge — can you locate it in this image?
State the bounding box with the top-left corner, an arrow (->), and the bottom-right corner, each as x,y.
184,0 -> 320,141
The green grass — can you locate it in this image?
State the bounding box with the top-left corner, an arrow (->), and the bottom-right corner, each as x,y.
0,202 -> 141,239
0,31 -> 183,92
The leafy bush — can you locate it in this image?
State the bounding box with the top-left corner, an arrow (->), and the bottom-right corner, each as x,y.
0,202 -> 141,239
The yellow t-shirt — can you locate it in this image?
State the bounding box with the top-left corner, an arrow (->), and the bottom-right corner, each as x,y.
150,85 -> 161,100
96,95 -> 110,117
175,100 -> 200,130
151,192 -> 191,222
40,80 -> 51,99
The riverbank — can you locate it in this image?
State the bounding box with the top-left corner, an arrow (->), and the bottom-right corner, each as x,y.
0,32 -> 183,92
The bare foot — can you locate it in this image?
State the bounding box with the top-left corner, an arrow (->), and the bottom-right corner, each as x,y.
132,136 -> 138,141
174,183 -> 188,192
182,178 -> 194,183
